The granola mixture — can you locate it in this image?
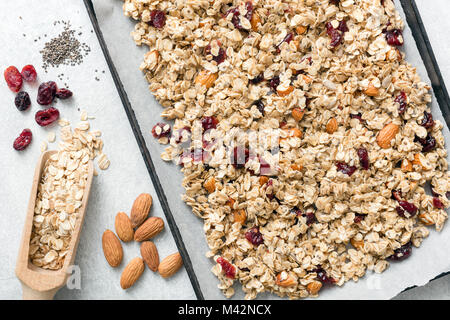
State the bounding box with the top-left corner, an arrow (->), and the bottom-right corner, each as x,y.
122,0 -> 450,299
29,114 -> 109,270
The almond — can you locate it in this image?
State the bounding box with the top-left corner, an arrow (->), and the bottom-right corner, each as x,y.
301,74 -> 313,84
115,212 -> 134,242
158,252 -> 183,278
195,70 -> 218,89
277,85 -> 294,97
326,117 -> 338,134
204,177 -> 216,193
306,280 -> 322,295
401,159 -> 413,172
376,123 -> 399,149
102,229 -> 123,267
250,13 -> 261,31
130,193 -> 152,228
134,217 -> 165,242
291,163 -> 303,171
413,153 -> 431,170
275,272 -> 297,287
364,83 -> 379,97
296,25 -> 307,35
233,209 -> 246,225
259,175 -> 269,186
350,238 -> 364,250
120,257 -> 145,289
291,107 -> 305,121
140,241 -> 159,272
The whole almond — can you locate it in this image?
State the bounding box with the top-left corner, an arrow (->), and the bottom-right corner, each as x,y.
134,217 -> 164,242
326,117 -> 338,134
115,212 -> 134,242
102,230 -> 123,267
306,280 -> 322,295
364,83 -> 379,96
130,193 -> 152,228
120,257 -> 145,289
158,252 -> 183,278
140,241 -> 159,272
376,123 -> 399,149
275,271 -> 297,287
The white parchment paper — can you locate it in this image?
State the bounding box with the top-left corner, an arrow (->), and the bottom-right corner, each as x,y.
92,0 -> 450,300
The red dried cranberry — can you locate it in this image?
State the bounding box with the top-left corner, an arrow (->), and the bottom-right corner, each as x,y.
269,76 -> 280,92
398,200 -> 418,217
253,99 -> 265,116
37,81 -> 57,105
433,197 -> 444,209
227,2 -> 253,30
357,147 -> 369,170
350,113 -> 364,123
15,91 -> 31,111
174,126 -> 191,144
330,0 -> 340,5
392,189 -> 403,201
415,133 -> 436,152
265,179 -> 275,200
55,88 -> 73,99
313,267 -> 336,284
354,213 -> 366,223
4,66 -> 23,92
217,257 -> 236,279
396,206 -> 406,218
336,161 -> 357,176
326,22 -> 345,48
231,146 -> 250,169
35,107 -> 60,126
389,242 -> 412,261
151,122 -> 171,139
250,74 -> 264,84
150,10 -> 166,29
21,65 -> 37,82
385,28 -> 403,46
420,111 -> 434,129
337,20 -> 348,33
205,43 -> 227,65
303,212 -> 316,225
276,33 -> 294,53
245,226 -> 264,246
258,156 -> 271,175
13,129 -> 32,151
186,148 -> 210,164
201,116 -> 219,131
394,91 -> 408,114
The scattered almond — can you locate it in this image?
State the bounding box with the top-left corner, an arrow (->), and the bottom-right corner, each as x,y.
306,281 -> 322,295
102,230 -> 123,267
401,159 -> 413,172
277,85 -> 294,97
276,272 -> 297,287
130,193 -> 152,228
259,176 -> 269,186
350,238 -> 364,250
364,83 -> 379,96
134,217 -> 165,242
120,257 -> 145,289
115,212 -> 134,242
204,177 -> 216,193
140,241 -> 159,272
326,117 -> 338,134
376,123 -> 399,149
250,13 -> 261,31
233,209 -> 246,225
195,70 -> 218,89
158,252 -> 183,278
296,25 -> 307,35
291,108 -> 305,121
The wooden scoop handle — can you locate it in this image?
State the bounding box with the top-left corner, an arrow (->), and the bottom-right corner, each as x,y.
21,282 -> 59,300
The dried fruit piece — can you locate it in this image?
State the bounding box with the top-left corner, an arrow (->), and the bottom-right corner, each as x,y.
158,252 -> 183,278
13,129 -> 32,151
276,272 -> 297,287
4,66 -> 23,92
385,28 -> 403,46
268,76 -> 280,92
313,267 -> 336,284
249,74 -> 264,84
233,209 -> 246,225
291,108 -> 304,121
306,281 -> 322,295
397,200 -> 418,217
357,147 -> 369,170
55,88 -> 73,99
389,242 -> 412,261
253,99 -> 265,115
376,123 -> 399,149
432,197 -> 444,209
120,257 -> 145,289
115,212 -> 134,242
37,81 -> 57,105
134,217 -> 165,242
150,10 -> 166,29
195,70 -> 218,89
394,91 -> 408,114
336,162 -> 357,176
201,116 -> 219,131
21,65 -> 37,82
217,257 -> 236,279
326,21 -> 348,47
204,177 -> 216,193
102,230 -> 123,267
35,107 -> 60,127
15,91 -> 31,111
415,133 -> 436,152
205,42 -> 227,65
354,213 -> 366,223
326,118 -> 338,134
140,241 -> 159,272
130,193 -> 153,228
245,226 -> 264,246
151,122 -> 171,139
230,146 -> 250,169
420,111 -> 434,129
226,1 -> 253,30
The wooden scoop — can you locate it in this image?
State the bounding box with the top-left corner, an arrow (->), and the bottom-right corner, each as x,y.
15,150 -> 94,300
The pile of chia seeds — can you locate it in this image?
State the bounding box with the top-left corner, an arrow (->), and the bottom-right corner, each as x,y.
40,20 -> 91,72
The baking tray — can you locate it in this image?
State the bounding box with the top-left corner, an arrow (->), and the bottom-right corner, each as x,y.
84,0 -> 450,299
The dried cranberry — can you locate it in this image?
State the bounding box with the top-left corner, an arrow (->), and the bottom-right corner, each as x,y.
433,197 -> 444,209
265,179 -> 275,200
276,33 -> 294,53
253,99 -> 265,116
150,10 -> 166,29
4,66 -> 23,92
330,0 -> 340,5
217,257 -> 236,279
357,147 -> 369,170
389,242 -> 412,261
37,81 -> 57,105
385,28 -> 403,46
396,206 -> 407,218
231,146 -> 250,169
151,122 -> 171,139
15,91 -> 31,111
354,213 -> 366,223
21,65 -> 37,82
420,111 -> 434,129
350,113 -> 364,123
55,88 -> 73,99
245,226 -> 264,246
226,2 -> 253,30
398,200 -> 418,217
35,107 -> 60,127
269,76 -> 280,92
303,212 -> 316,225
313,267 -> 336,284
185,148 -> 210,164
201,116 -> 219,131
250,74 -> 264,84
326,22 -> 345,48
258,156 -> 271,175
337,20 -> 348,33
415,133 -> 436,152
174,126 -> 191,144
13,129 -> 32,151
205,43 -> 227,65
336,162 -> 357,176
392,190 -> 403,201
394,91 -> 408,114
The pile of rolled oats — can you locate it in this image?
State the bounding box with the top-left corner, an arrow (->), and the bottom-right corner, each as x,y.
29,114 -> 109,270
123,0 -> 450,299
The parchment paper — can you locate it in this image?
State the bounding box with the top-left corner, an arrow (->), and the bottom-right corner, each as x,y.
0,0 -> 195,299
92,0 -> 450,299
